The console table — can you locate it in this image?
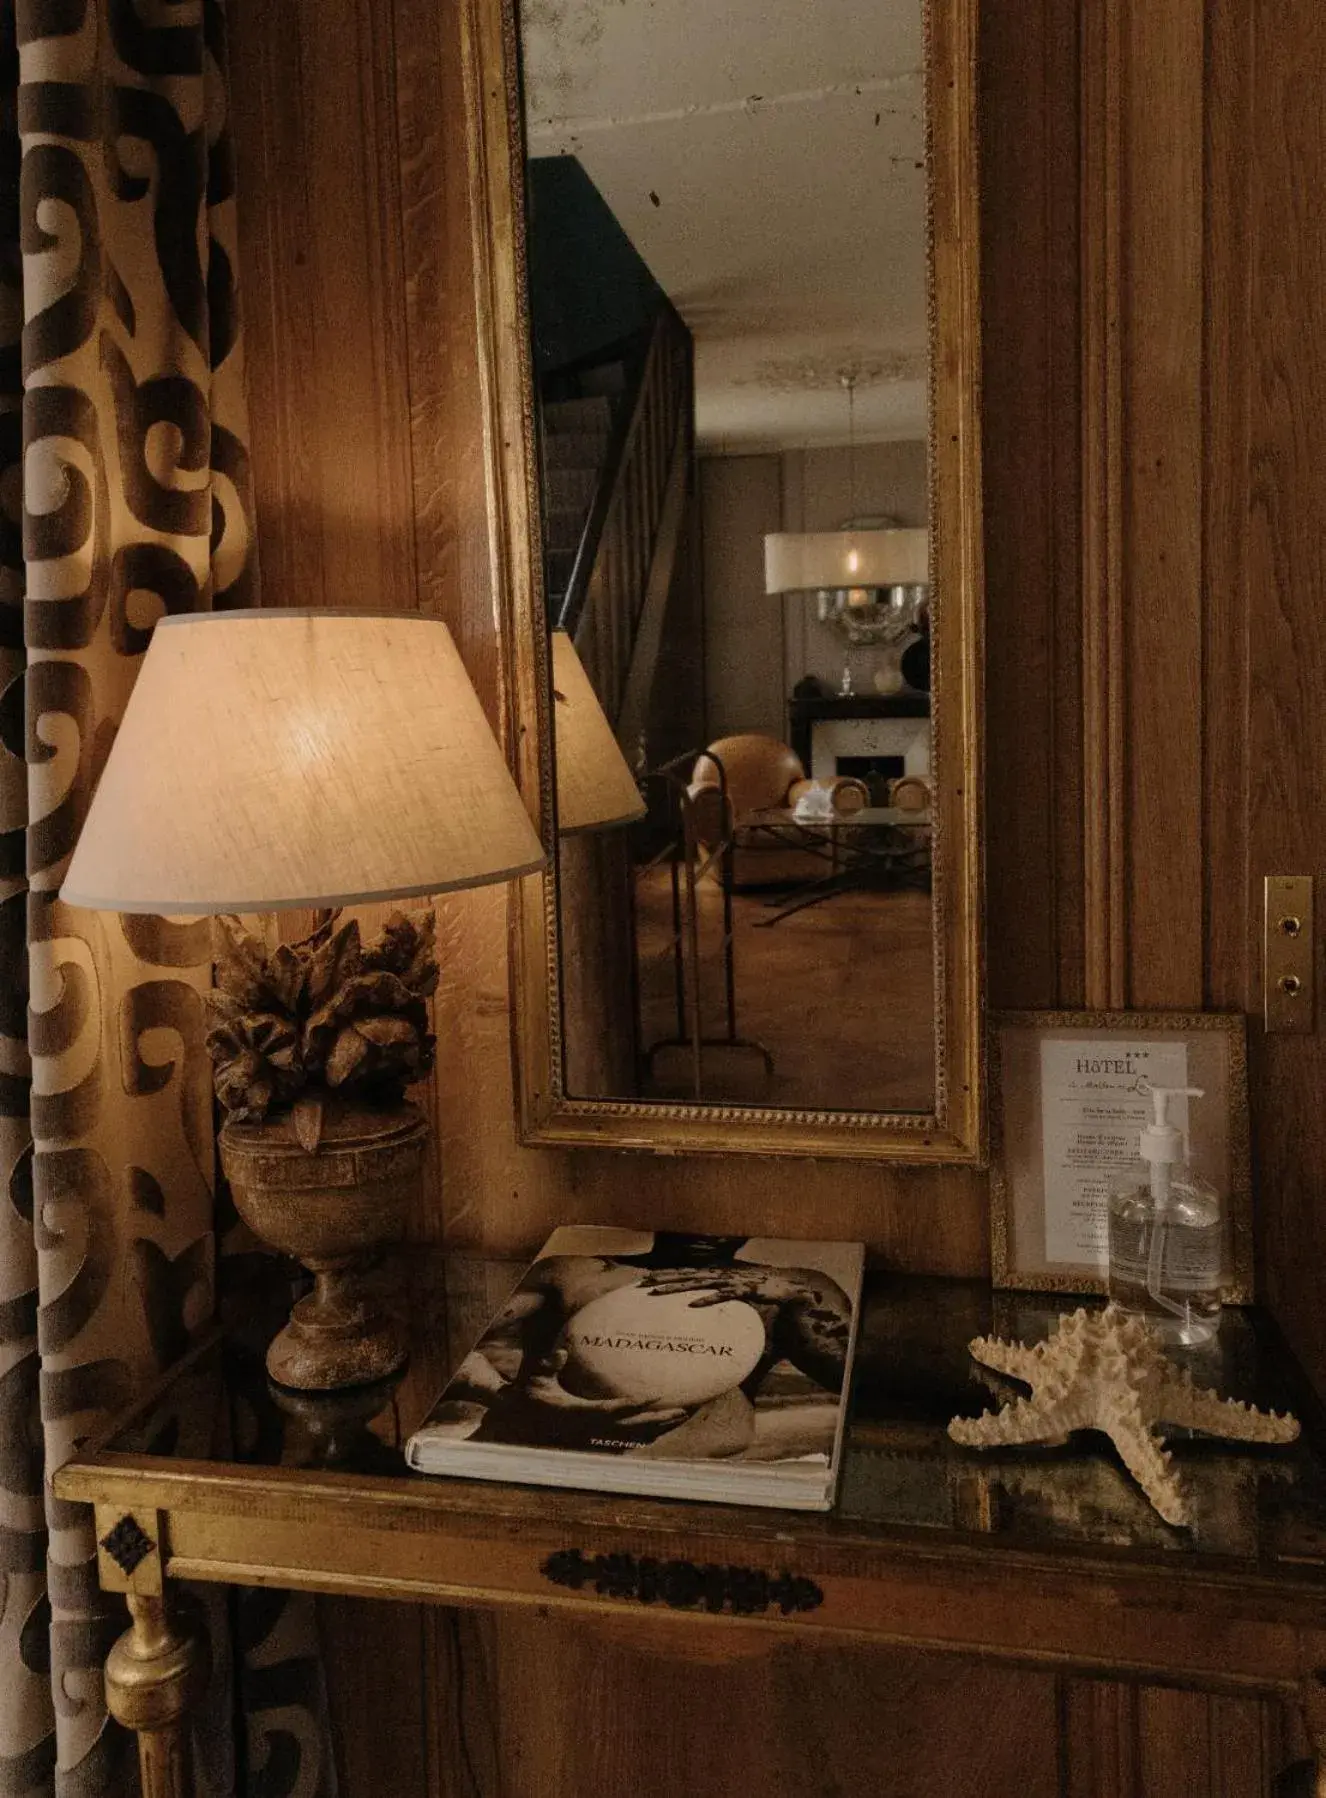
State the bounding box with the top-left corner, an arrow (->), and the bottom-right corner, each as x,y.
54,1263 -> 1326,1796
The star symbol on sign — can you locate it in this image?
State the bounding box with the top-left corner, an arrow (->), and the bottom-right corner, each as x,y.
947,1304 -> 1300,1527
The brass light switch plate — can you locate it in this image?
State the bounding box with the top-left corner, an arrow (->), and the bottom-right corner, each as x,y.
1264,875 -> 1314,1033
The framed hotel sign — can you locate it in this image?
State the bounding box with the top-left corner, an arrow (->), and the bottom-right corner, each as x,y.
989,1012 -> 1252,1300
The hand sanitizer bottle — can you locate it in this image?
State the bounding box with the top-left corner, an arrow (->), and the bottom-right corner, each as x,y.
1106,1084 -> 1222,1345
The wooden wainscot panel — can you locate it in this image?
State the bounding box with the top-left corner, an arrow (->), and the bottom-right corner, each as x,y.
427,1609 -> 1068,1798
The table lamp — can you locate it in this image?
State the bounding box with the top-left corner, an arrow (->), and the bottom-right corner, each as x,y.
61,610 -> 546,1390
550,630 -> 645,834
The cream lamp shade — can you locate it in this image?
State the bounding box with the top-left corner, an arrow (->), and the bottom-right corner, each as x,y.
764,527 -> 929,595
60,610 -> 547,913
551,631 -> 646,834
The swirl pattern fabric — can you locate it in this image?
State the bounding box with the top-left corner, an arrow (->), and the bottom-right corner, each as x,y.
0,2 -> 333,1793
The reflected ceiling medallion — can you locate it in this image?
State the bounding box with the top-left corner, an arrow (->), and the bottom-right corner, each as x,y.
741,349 -> 927,394
763,371 -> 930,652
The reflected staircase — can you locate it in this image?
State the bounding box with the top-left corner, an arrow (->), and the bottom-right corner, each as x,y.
539,306 -> 694,751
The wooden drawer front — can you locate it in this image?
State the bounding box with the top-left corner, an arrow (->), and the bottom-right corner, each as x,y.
161,1505 -> 1305,1692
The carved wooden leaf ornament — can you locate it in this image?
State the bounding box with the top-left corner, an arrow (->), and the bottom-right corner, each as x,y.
291,1095 -> 326,1153
211,913 -> 276,1007
302,919 -> 362,1009
205,910 -> 439,1124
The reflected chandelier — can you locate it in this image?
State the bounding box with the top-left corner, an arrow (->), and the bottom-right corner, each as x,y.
763,373 -> 929,647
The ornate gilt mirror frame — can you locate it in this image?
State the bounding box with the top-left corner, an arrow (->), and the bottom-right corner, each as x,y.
462,0 -> 985,1162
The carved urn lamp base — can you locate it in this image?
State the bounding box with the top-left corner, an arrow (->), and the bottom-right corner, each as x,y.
269,1277 -> 403,1392
220,1099 -> 428,1391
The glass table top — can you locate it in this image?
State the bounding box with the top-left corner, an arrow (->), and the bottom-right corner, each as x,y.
100,1256 -> 1326,1578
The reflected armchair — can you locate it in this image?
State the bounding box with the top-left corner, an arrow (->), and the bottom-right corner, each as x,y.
688,732 -> 868,889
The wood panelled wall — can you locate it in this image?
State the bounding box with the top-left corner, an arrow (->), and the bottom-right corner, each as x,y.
224,0 -> 1324,1790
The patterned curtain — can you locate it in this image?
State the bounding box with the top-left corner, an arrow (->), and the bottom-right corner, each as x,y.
0,2 -> 333,1794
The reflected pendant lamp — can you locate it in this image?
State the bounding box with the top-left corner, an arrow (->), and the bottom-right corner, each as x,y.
763,526 -> 929,596
763,369 -> 929,603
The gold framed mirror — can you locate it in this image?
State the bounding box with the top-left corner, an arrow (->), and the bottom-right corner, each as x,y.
463,0 -> 984,1161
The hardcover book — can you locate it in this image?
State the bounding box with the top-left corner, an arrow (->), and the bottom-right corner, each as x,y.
406,1226 -> 865,1510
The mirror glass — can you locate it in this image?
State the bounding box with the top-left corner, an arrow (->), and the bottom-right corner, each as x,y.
520,0 -> 933,1113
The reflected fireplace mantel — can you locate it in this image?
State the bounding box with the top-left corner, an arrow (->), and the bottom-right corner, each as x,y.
788,691 -> 931,782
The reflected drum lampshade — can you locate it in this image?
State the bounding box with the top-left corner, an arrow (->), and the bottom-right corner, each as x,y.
763,527 -> 929,595
550,630 -> 646,835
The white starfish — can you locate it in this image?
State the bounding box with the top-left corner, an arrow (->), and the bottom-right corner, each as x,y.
946,1304 -> 1300,1527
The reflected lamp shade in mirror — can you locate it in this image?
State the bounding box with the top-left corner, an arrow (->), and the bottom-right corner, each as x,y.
60,610 -> 547,913
550,630 -> 646,835
763,528 -> 929,595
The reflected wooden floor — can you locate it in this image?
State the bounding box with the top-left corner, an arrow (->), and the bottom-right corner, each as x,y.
634,866 -> 935,1112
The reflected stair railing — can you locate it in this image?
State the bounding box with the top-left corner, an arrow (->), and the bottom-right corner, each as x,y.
559,304 -> 693,733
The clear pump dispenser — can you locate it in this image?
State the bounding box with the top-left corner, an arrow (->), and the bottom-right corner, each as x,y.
1106,1083 -> 1222,1345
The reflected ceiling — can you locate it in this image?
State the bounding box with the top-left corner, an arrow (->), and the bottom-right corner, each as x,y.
522,0 -> 927,452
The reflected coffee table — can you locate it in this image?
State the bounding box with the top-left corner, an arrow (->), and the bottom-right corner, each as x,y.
743,806 -> 933,924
